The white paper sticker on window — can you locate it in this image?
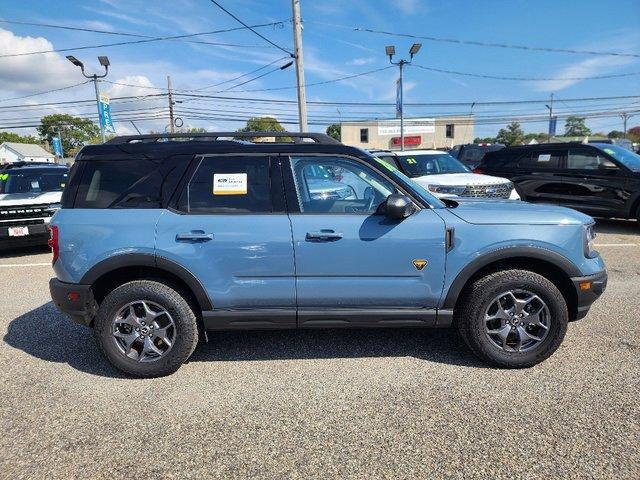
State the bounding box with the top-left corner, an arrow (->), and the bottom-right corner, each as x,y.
537,154 -> 551,162
213,173 -> 247,195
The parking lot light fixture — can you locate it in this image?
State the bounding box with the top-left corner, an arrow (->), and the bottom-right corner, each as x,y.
409,43 -> 422,58
386,45 -> 421,151
66,56 -> 110,143
385,45 -> 396,60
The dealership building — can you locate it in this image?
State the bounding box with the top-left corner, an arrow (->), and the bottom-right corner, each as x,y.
340,116 -> 474,150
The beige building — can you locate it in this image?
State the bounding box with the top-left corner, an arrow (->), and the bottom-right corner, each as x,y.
340,116 -> 474,151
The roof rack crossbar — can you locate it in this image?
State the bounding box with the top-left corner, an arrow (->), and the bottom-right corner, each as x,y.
105,131 -> 340,145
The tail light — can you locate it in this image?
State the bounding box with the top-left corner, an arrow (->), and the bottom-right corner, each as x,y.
48,225 -> 59,265
473,167 -> 484,174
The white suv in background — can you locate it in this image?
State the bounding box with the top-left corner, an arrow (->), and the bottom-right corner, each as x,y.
375,149 -> 520,200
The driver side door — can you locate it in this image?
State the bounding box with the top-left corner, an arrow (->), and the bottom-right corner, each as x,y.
283,155 -> 447,327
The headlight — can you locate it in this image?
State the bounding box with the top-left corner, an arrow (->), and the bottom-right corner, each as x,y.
427,185 -> 466,195
583,223 -> 597,258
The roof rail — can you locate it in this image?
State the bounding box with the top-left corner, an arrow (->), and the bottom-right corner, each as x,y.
105,131 -> 341,145
1,161 -> 63,169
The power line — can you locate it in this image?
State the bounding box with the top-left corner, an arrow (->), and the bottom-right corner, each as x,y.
208,0 -> 293,56
352,26 -> 640,58
411,64 -> 640,81
234,66 -> 394,92
0,81 -> 90,102
0,21 -> 290,58
196,56 -> 290,90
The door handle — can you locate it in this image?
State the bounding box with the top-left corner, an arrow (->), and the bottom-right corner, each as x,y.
306,230 -> 343,241
175,231 -> 214,242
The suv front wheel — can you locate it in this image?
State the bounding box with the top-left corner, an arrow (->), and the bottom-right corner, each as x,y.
455,269 -> 568,368
94,280 -> 199,377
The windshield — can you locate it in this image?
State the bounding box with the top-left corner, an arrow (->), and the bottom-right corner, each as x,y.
0,170 -> 68,194
396,153 -> 470,177
373,157 -> 445,208
600,145 -> 640,172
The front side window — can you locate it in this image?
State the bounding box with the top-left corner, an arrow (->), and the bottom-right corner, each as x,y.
568,149 -> 616,170
396,153 -> 469,177
290,156 -> 397,214
179,156 -> 272,214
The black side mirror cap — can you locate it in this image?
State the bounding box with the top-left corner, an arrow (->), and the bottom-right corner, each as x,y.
383,194 -> 415,220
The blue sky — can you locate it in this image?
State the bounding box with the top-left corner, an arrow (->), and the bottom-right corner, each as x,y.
0,0 -> 639,137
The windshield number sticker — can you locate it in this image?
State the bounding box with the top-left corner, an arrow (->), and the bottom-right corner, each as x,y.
213,173 -> 247,195
0,173 -> 8,181
537,154 -> 551,162
406,158 -> 417,164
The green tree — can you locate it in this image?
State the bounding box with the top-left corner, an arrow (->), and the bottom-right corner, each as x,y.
495,122 -> 525,146
522,132 -> 550,144
473,136 -> 497,143
0,131 -> 39,144
326,123 -> 341,141
237,116 -> 288,141
37,114 -> 100,155
564,116 -> 591,137
607,130 -> 625,139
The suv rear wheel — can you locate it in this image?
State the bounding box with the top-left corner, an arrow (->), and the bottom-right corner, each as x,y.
94,280 -> 199,377
455,269 -> 568,368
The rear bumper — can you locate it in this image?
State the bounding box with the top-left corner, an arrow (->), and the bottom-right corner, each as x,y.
49,278 -> 96,327
571,270 -> 608,320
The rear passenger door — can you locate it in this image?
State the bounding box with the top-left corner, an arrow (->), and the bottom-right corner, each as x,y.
560,147 -> 629,216
155,154 -> 296,328
515,148 -> 567,204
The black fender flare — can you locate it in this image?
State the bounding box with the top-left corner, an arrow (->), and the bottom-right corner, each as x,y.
442,246 -> 582,309
80,253 -> 213,311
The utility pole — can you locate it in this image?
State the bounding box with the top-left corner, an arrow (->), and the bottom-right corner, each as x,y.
167,75 -> 175,134
66,55 -> 110,143
621,112 -> 631,139
545,93 -> 554,143
386,43 -> 422,151
291,0 -> 308,132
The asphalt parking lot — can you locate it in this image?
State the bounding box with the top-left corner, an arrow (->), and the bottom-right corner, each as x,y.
0,219 -> 638,479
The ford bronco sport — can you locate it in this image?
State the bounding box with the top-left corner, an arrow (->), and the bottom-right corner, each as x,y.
49,132 -> 607,377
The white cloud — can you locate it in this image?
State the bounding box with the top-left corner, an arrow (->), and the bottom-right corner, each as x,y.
0,28 -> 77,93
347,57 -> 376,66
393,0 -> 423,15
532,56 -> 635,92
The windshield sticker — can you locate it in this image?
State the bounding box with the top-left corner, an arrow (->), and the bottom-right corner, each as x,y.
604,148 -> 615,155
406,158 -> 417,164
0,173 -> 8,181
538,154 -> 551,162
31,181 -> 40,189
213,173 -> 247,195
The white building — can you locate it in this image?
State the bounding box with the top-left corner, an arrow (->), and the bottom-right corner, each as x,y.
0,142 -> 55,164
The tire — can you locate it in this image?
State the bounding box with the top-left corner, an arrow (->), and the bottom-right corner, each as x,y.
94,280 -> 199,378
455,269 -> 568,368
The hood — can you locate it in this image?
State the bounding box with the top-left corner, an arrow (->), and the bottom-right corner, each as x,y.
448,199 -> 593,225
411,172 -> 510,187
0,191 -> 62,207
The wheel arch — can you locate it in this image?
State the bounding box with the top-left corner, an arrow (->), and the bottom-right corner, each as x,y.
443,247 -> 580,321
81,254 -> 213,312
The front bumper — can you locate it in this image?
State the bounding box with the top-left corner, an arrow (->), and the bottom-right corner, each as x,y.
571,270 -> 608,320
49,278 -> 96,327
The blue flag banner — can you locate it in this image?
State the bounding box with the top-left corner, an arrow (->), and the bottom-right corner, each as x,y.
395,78 -> 402,118
99,92 -> 116,134
548,116 -> 557,137
51,136 -> 63,157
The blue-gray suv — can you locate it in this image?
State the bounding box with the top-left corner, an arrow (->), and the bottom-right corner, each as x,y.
49,132 -> 607,377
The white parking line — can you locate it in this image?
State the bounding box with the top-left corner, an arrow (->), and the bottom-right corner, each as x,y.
0,262 -> 51,267
594,243 -> 638,247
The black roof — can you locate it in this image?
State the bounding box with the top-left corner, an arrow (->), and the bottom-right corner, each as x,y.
492,142 -> 605,151
77,131 -> 369,161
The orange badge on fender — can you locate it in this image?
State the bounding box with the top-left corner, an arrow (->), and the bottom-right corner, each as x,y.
412,259 -> 428,271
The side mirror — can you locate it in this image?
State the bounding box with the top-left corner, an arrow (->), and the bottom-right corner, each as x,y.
383,194 -> 415,220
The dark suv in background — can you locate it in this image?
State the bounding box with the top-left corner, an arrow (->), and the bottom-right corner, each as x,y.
450,143 -> 505,168
477,143 -> 640,222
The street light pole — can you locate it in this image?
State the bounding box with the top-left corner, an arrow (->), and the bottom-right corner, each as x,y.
386,43 -> 421,151
66,55 -> 110,143
545,93 -> 554,143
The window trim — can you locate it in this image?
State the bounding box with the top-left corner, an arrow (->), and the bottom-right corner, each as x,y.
171,153 -> 286,216
281,153 -> 424,215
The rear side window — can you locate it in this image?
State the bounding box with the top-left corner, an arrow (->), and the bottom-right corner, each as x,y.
178,156 -> 272,214
518,150 -> 565,169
